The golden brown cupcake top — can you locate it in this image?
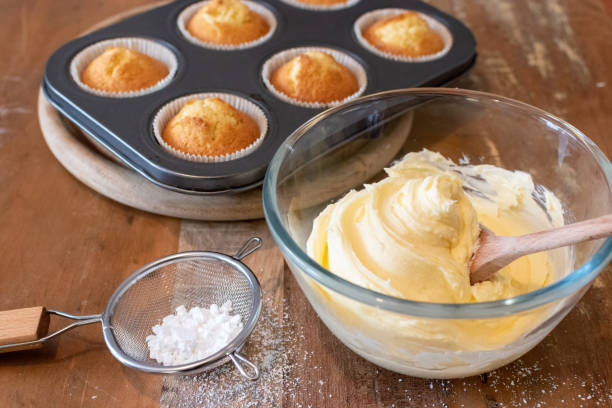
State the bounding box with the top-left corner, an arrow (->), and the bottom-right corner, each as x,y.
81,46 -> 169,93
270,51 -> 358,104
162,98 -> 260,157
294,0 -> 347,4
186,0 -> 270,45
363,11 -> 444,57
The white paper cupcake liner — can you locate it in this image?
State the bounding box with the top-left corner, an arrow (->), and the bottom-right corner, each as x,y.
177,0 -> 277,51
153,92 -> 268,162
278,0 -> 360,11
354,9 -> 453,63
70,37 -> 178,98
262,46 -> 368,109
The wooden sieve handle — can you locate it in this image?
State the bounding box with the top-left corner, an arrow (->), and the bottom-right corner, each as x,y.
0,306 -> 50,353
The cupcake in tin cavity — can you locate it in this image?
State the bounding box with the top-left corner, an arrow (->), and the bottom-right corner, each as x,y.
153,93 -> 268,163
70,37 -> 177,97
262,47 -> 367,109
279,0 -> 360,11
178,0 -> 277,50
354,9 -> 453,62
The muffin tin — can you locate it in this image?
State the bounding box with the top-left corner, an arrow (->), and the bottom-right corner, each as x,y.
42,0 -> 477,194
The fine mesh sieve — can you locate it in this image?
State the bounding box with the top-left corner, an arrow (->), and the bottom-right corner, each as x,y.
0,237 -> 263,380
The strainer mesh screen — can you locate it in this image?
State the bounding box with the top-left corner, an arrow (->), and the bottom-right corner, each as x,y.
109,256 -> 255,366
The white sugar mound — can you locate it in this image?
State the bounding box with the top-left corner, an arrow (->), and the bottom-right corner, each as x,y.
146,301 -> 243,366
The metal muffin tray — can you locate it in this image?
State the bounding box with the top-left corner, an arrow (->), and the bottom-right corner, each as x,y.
42,0 -> 477,194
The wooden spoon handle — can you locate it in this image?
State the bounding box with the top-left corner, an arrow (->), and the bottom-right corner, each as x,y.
470,214 -> 612,285
510,214 -> 612,259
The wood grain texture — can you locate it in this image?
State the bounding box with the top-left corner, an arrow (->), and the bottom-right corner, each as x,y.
35,1 -> 265,221
0,307 -> 49,353
38,91 -> 265,221
471,215 -> 612,284
162,0 -> 612,406
0,1 -> 180,406
0,0 -> 611,407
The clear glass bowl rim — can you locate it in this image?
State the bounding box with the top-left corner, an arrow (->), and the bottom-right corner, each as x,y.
263,88 -> 612,319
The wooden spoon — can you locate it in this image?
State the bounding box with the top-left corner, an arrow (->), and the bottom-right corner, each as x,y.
469,214 -> 612,285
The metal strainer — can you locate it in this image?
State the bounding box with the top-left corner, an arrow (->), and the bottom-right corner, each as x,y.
0,237 -> 263,380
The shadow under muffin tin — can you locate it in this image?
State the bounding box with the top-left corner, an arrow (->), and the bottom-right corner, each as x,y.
43,0 -> 477,194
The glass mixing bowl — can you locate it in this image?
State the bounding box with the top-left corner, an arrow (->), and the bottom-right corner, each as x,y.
263,88 -> 612,378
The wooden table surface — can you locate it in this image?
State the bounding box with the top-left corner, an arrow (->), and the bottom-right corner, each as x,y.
1,0 -> 612,406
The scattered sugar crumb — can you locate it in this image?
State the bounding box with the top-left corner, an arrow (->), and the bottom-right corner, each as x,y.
422,357 -> 612,407
160,297 -> 309,407
155,299 -> 611,407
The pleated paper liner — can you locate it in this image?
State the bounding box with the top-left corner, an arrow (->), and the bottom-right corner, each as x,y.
261,46 -> 368,109
70,37 -> 178,98
354,9 -> 453,63
177,0 -> 277,51
279,0 -> 360,12
152,92 -> 268,163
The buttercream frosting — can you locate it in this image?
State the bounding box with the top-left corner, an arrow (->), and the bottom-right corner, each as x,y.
305,150 -> 571,365
308,149 -> 563,304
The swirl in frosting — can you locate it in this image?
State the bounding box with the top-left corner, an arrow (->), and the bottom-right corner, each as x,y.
307,149 -> 565,304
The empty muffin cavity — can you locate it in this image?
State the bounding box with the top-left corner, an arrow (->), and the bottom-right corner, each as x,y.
278,0 -> 360,11
70,37 -> 177,97
153,92 -> 268,162
354,9 -> 453,62
178,0 -> 277,51
262,46 -> 368,109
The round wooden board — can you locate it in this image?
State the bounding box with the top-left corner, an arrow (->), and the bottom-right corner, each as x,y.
38,90 -> 264,220
37,1 -> 412,221
37,2 -> 264,221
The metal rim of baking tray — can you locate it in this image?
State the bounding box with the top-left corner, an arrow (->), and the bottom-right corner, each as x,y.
42,0 -> 478,195
41,59 -> 476,196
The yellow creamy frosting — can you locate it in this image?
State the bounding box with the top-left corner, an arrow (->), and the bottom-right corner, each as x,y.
310,172 -> 478,303
308,149 -> 562,304
305,150 -> 570,358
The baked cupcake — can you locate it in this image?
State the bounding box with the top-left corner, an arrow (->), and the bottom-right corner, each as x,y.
186,0 -> 270,45
81,46 -> 169,93
363,11 -> 444,57
270,51 -> 359,104
161,97 -> 260,157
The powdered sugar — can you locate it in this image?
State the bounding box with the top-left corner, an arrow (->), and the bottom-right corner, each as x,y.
159,298 -> 612,407
146,301 -> 243,366
160,297 -> 305,407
